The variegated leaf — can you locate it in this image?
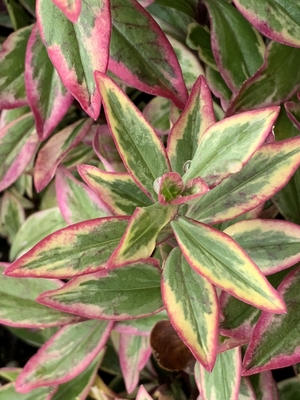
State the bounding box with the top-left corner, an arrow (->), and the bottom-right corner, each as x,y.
78,164 -> 152,216
187,136 -> 300,224
243,267 -> 300,375
114,311 -> 168,336
109,0 -> 188,109
204,0 -> 264,93
224,219 -> 300,275
52,0 -> 81,23
0,264 -> 81,327
162,247 -> 218,371
233,0 -> 300,47
143,97 -> 171,135
136,385 -> 154,400
206,65 -> 232,111
25,24 -> 73,140
0,25 -> 31,108
15,320 -> 112,393
167,75 -> 216,175
194,347 -> 241,400
108,202 -> 176,268
34,118 -> 93,192
119,334 -> 151,394
95,72 -> 171,200
239,377 -> 256,400
37,260 -> 163,320
0,382 -> 56,399
56,165 -> 111,224
249,371 -> 280,400
0,191 -> 25,244
5,216 -> 129,278
0,113 -> 38,192
37,0 -> 110,119
183,107 -> 279,186
171,217 -> 286,313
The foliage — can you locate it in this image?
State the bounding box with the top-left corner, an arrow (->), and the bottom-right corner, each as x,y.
1,0 -> 300,398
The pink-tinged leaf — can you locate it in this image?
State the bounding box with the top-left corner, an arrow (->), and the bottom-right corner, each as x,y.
0,113 -> 38,192
109,0 -> 188,109
5,216 -> 129,278
0,106 -> 30,129
34,118 -> 93,192
119,333 -> 151,394
0,382 -> 56,399
249,371 -> 280,400
52,0 -> 81,23
78,164 -> 152,216
187,136 -> 300,224
233,0 -> 300,48
184,107 -> 280,187
162,247 -> 219,371
108,203 -> 177,268
204,0 -> 265,93
171,217 -> 286,314
243,267 -> 300,375
51,351 -> 104,400
167,75 -> 216,175
15,320 -> 112,393
56,165 -> 111,224
227,41 -> 300,115
114,312 -> 168,336
218,336 -> 248,354
25,24 -> 73,141
93,124 -> 126,172
157,172 -> 184,205
239,377 -> 256,400
37,0 -> 110,119
224,219 -> 300,275
171,177 -> 209,205
284,100 -> 300,131
0,25 -> 31,109
206,65 -> 232,112
136,385 -> 154,400
195,347 -> 241,400
37,260 -> 163,320
0,265 -> 81,328
95,72 -> 171,200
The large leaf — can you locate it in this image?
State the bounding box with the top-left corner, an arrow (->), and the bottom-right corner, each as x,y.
227,41 -> 300,115
194,348 -> 241,400
0,113 -> 38,192
56,165 -> 111,224
115,311 -> 168,336
0,383 -> 55,400
183,107 -> 279,186
52,0 -> 81,23
37,260 -> 163,320
15,320 -> 112,393
78,164 -> 152,216
34,118 -> 93,192
204,0 -> 264,93
0,25 -> 31,108
109,0 -> 188,109
37,0 -> 110,119
95,72 -> 171,200
167,75 -> 216,175
187,136 -> 300,224
171,217 -> 286,313
162,247 -> 218,371
0,264 -> 81,327
233,0 -> 300,47
224,219 -> 300,275
243,267 -> 300,375
25,24 -> 73,140
5,216 -> 129,278
107,202 -> 176,268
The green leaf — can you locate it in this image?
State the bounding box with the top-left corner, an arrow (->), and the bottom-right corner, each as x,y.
15,320 -> 112,393
108,202 -> 177,268
78,164 -> 152,216
96,72 -> 171,200
278,377 -> 300,400
187,136 -> 300,224
233,0 -> 300,47
37,260 -> 163,320
171,217 -> 286,313
0,264 -> 81,327
0,191 -> 25,244
162,247 -> 218,370
6,216 -> 129,278
0,382 -> 55,400
3,0 -> 33,30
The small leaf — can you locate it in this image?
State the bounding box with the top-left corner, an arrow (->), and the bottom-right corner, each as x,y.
114,312 -> 168,336
15,320 -> 112,393
5,216 -> 129,278
37,260 -> 163,320
0,191 -> 25,244
239,377 -> 256,400
136,385 -> 154,400
171,216 -> 286,313
158,172 -> 184,204
95,72 -> 171,200
249,371 -> 280,400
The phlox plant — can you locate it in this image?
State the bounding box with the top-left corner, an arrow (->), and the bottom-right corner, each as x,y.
1,0 -> 300,399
